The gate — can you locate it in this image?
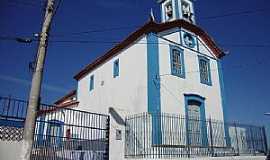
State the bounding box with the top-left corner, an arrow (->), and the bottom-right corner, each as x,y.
0,96 -> 110,160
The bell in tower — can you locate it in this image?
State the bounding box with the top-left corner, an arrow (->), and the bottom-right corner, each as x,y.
157,0 -> 195,24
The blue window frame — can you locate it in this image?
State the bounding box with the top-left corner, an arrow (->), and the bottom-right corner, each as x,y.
113,59 -> 119,78
170,45 -> 185,78
198,56 -> 212,86
90,75 -> 94,91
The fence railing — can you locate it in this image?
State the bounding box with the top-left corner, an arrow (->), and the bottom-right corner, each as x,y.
125,112 -> 268,159
0,96 -> 110,160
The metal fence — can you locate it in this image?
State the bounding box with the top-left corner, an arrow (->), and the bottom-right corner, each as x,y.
125,112 -> 268,158
0,96 -> 110,160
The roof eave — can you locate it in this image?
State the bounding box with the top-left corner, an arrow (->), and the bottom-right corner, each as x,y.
73,19 -> 225,81
54,90 -> 76,105
73,20 -> 158,80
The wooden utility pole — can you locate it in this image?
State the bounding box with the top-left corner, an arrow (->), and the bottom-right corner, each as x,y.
20,0 -> 55,159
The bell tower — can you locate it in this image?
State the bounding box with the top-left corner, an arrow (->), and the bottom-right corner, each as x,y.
157,0 -> 195,24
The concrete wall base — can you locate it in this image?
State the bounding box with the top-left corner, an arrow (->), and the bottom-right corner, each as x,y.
0,141 -> 22,160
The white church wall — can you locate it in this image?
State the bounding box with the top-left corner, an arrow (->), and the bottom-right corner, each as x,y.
157,31 -> 224,121
197,36 -> 218,59
77,36 -> 148,115
77,36 -> 149,160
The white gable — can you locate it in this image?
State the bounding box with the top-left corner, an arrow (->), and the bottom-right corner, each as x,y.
158,28 -> 218,60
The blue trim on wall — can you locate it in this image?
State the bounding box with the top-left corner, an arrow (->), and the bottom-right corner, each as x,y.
169,44 -> 185,78
161,4 -> 165,22
113,59 -> 119,78
196,36 -> 200,52
184,94 -> 208,147
218,61 -> 231,147
198,55 -> 212,86
147,32 -> 162,145
0,119 -> 24,128
175,0 -> 180,19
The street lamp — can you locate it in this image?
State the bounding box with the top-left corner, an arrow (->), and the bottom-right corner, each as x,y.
265,113 -> 270,116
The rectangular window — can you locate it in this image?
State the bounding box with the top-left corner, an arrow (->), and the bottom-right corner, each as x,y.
198,56 -> 212,86
170,45 -> 185,78
113,59 -> 119,78
90,75 -> 94,91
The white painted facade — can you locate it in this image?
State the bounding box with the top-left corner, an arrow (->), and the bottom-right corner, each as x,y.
58,0 -> 230,159
77,36 -> 148,115
74,28 -> 226,159
76,36 -> 149,160
0,1 -> 267,160
158,29 -> 224,121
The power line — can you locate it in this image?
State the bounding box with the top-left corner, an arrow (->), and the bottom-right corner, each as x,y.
156,59 -> 270,105
1,36 -> 270,48
49,7 -> 269,37
200,8 -> 269,20
220,44 -> 270,48
50,25 -> 140,37
2,0 -> 45,8
2,6 -> 268,38
49,40 -> 270,48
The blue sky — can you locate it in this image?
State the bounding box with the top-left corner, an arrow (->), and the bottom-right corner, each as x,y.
0,0 -> 270,132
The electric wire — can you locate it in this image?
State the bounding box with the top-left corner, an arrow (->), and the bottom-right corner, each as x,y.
50,26 -> 141,38
44,7 -> 270,37
1,36 -> 270,48
200,8 -> 269,20
2,0 -> 45,8
50,7 -> 270,37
